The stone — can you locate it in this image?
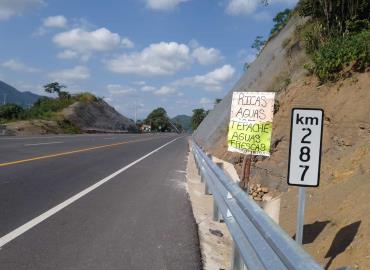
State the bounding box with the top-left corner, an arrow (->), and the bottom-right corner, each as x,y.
209,229 -> 224,238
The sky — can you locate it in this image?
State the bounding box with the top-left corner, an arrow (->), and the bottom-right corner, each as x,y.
0,0 -> 298,119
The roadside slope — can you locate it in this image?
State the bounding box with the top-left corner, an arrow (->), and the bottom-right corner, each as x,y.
193,14 -> 370,270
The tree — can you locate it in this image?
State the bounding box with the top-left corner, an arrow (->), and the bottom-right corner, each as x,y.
191,108 -> 208,131
297,0 -> 370,34
270,9 -> 292,36
0,104 -> 24,120
43,82 -> 67,98
144,107 -> 171,132
215,98 -> 222,104
251,36 -> 266,53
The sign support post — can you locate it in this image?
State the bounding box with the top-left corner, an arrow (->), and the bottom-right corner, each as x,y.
296,186 -> 306,245
288,108 -> 324,246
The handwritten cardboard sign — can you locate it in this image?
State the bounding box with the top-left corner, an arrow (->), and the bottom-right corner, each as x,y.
227,92 -> 275,156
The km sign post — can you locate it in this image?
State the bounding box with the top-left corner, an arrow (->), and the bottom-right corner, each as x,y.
288,108 -> 324,245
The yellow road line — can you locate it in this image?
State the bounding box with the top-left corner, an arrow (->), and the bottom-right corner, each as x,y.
0,136 -> 173,168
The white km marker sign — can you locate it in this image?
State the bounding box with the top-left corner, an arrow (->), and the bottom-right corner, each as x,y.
288,108 -> 324,186
287,108 -> 324,245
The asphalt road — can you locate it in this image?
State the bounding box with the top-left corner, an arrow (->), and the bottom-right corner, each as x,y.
0,133 -> 201,270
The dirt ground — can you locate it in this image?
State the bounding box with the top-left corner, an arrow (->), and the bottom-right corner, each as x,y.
4,120 -> 64,136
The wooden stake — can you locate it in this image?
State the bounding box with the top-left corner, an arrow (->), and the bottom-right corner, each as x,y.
240,155 -> 252,190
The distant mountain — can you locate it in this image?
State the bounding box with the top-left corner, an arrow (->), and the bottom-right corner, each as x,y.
0,80 -> 42,107
172,114 -> 192,131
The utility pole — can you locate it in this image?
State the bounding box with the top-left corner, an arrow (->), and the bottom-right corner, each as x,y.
134,99 -> 137,124
3,93 -> 6,105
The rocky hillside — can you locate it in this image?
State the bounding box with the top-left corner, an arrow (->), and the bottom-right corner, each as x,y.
62,100 -> 136,133
3,97 -> 136,136
193,14 -> 370,270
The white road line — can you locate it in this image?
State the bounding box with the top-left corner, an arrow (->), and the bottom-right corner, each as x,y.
0,137 -> 181,248
25,141 -> 63,146
0,133 -> 139,141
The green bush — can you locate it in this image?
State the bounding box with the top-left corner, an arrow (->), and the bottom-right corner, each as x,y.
74,92 -> 98,103
57,119 -> 81,134
25,97 -> 75,120
270,9 -> 292,37
0,104 -> 24,121
309,30 -> 370,82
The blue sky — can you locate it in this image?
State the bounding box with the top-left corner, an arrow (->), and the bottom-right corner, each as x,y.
0,0 -> 298,119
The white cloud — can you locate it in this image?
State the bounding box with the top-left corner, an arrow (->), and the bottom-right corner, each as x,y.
154,86 -> 178,96
145,0 -> 189,11
2,59 -> 39,72
49,66 -> 90,82
133,81 -> 146,86
121,37 -> 135,49
43,15 -> 67,28
0,0 -> 43,21
104,97 -> 113,103
177,64 -> 235,91
200,97 -> 212,105
107,84 -> 136,95
226,0 -> 258,16
57,50 -> 79,60
141,85 -> 156,92
106,41 -> 190,76
192,46 -> 222,65
53,27 -> 121,60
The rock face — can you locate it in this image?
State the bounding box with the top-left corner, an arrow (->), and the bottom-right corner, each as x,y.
62,100 -> 136,132
194,16 -> 307,151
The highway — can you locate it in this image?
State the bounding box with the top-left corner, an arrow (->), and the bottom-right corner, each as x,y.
0,133 -> 201,270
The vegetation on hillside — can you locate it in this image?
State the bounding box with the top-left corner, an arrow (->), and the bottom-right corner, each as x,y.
172,115 -> 192,132
296,0 -> 370,82
143,107 -> 173,132
191,108 -> 208,131
250,1 -> 370,82
0,82 -> 101,133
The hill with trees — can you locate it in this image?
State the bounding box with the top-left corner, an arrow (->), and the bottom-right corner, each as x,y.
0,82 -> 135,135
171,115 -> 192,132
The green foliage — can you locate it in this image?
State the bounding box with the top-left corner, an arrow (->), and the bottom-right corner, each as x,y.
44,82 -> 66,98
144,107 -> 171,132
251,36 -> 266,52
25,97 -> 74,120
296,0 -> 370,82
74,92 -> 98,103
191,108 -> 208,131
270,9 -> 292,36
172,115 -> 192,132
308,30 -> 370,82
57,119 -> 81,134
299,20 -> 326,54
0,103 -> 24,121
297,0 -> 370,35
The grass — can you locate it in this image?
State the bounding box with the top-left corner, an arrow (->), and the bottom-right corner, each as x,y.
305,29 -> 370,82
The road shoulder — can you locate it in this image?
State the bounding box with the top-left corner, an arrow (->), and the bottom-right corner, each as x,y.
186,141 -> 233,270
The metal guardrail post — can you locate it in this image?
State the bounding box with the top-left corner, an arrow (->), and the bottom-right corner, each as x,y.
212,198 -> 222,222
231,241 -> 245,270
204,181 -> 211,195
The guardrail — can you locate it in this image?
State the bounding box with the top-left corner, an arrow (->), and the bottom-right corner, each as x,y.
191,139 -> 325,270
